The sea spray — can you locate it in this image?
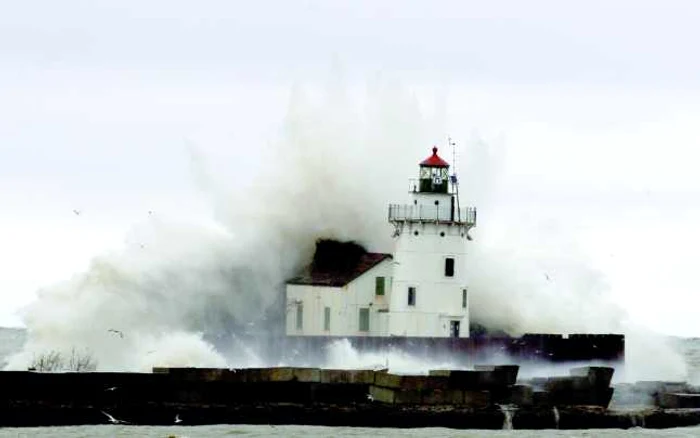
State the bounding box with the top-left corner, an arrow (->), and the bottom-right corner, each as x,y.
6,76 -> 437,371
552,406 -> 560,429
6,222 -> 268,371
498,404 -> 516,430
324,339 -> 466,374
4,73 -> 687,381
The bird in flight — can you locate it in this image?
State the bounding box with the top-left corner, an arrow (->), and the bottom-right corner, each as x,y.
101,410 -> 129,424
108,329 -> 124,338
73,209 -> 81,216
175,414 -> 183,424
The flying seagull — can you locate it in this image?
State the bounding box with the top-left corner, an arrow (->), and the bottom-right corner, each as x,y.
366,393 -> 374,402
108,329 -> 124,338
101,410 -> 129,424
73,209 -> 81,216
174,414 -> 182,424
105,386 -> 118,391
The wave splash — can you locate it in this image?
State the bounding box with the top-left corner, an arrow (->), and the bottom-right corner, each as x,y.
5,75 -> 687,382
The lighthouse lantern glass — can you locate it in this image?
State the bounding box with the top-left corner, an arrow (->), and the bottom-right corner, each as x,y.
419,165 -> 449,193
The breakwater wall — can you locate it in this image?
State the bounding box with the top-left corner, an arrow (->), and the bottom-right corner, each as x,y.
1,365 -> 699,429
274,333 -> 625,364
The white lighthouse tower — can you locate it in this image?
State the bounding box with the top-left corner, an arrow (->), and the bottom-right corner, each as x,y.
386,146 -> 477,338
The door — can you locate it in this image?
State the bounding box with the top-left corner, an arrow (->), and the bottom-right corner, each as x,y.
450,320 -> 460,338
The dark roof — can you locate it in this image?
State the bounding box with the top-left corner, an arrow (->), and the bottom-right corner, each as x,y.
287,252 -> 392,287
420,146 -> 450,167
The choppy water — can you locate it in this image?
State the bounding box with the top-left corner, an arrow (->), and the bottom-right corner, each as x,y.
1,425 -> 700,437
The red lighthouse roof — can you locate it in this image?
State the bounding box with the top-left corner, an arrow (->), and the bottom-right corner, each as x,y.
420,146 -> 449,167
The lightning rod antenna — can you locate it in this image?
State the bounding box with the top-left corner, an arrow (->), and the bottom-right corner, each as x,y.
448,136 -> 461,222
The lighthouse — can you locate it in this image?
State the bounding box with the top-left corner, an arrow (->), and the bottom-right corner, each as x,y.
285,146 -> 476,338
282,146 -> 624,363
386,146 -> 477,337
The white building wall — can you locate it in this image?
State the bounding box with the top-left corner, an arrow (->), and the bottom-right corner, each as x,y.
389,217 -> 470,338
285,259 -> 393,337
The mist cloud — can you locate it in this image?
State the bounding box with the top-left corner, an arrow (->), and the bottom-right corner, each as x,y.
5,75 -> 688,382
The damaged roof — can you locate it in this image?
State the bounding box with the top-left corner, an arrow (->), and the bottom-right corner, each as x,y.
287,252 -> 391,287
287,239 -> 392,287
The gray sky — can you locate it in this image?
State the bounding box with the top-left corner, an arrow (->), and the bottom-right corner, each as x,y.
2,0 -> 700,335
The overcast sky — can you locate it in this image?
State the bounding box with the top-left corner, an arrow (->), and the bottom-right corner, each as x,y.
2,0 -> 700,335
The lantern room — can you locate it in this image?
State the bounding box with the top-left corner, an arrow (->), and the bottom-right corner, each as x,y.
418,146 -> 450,193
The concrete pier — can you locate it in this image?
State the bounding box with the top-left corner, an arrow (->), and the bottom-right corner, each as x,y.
1,366 -> 700,429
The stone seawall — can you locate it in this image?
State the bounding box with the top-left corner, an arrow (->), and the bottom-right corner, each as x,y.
278,333 -> 625,364
0,366 -> 699,429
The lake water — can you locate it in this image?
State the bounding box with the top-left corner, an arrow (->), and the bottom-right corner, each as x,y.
1,424 -> 700,437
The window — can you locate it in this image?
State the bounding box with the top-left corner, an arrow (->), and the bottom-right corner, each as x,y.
375,276 -> 385,296
462,289 -> 468,309
407,287 -> 416,306
324,307 -> 331,331
445,257 -> 455,277
296,304 -> 303,330
359,308 -> 370,332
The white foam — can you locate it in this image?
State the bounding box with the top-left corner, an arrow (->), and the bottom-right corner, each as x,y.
5,74 -> 687,382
